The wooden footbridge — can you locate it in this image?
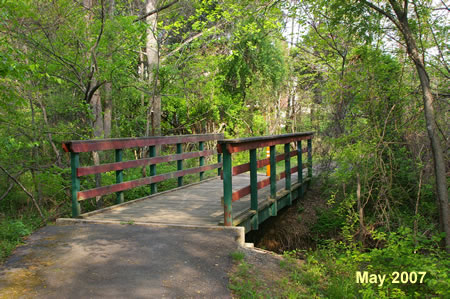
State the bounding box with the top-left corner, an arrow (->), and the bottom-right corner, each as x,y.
62,132 -> 313,233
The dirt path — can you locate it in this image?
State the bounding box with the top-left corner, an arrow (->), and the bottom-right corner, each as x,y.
0,223 -> 241,298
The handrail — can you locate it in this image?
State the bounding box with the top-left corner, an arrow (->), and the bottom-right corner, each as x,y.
63,133 -> 224,217
217,132 -> 314,227
217,132 -> 314,154
63,133 -> 224,153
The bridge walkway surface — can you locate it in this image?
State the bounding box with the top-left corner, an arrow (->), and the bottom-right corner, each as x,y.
81,172 -> 298,226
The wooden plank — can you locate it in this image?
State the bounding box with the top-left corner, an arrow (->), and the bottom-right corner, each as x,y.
63,133 -> 224,153
218,132 -> 314,144
231,166 -> 299,202
232,150 -> 297,176
77,163 -> 222,200
217,132 -> 313,154
77,150 -> 217,177
225,135 -> 312,153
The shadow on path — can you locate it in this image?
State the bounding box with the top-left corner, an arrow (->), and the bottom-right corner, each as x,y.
0,223 -> 239,298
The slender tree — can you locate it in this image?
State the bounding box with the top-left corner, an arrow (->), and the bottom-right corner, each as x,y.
359,0 -> 449,252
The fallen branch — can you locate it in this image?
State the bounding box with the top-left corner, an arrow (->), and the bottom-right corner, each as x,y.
0,165 -> 45,221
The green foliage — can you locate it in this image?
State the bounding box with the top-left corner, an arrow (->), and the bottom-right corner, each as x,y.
279,228 -> 449,298
0,218 -> 33,261
311,207 -> 345,241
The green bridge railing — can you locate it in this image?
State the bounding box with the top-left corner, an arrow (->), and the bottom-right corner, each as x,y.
62,134 -> 224,217
217,132 -> 314,229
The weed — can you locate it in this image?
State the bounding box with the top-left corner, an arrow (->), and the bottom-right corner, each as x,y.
0,219 -> 34,262
120,220 -> 135,225
230,250 -> 245,262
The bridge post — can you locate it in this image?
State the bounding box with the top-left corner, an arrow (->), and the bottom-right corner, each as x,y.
297,140 -> 303,195
149,145 -> 157,194
199,141 -> 204,181
269,145 -> 277,216
284,143 -> 292,205
222,147 -> 233,226
249,148 -> 258,229
70,152 -> 81,217
307,139 -> 312,185
177,143 -> 183,187
217,153 -> 222,176
115,149 -> 124,204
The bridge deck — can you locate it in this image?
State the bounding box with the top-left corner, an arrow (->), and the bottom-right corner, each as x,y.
83,172 -> 300,226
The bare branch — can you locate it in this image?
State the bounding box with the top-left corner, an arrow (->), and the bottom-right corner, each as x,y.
162,23 -> 225,62
360,0 -> 403,30
440,0 -> 450,11
0,166 -> 45,220
0,183 -> 14,201
134,0 -> 179,23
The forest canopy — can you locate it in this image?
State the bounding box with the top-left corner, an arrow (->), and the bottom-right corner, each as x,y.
0,0 -> 448,296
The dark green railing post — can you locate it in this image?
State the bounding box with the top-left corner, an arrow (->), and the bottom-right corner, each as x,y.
177,143 -> 183,187
297,140 -> 303,185
199,141 -> 204,181
115,149 -> 124,204
70,152 -> 81,217
269,145 -> 277,216
307,139 -> 312,184
217,153 -> 222,176
149,145 -> 157,194
250,148 -> 258,229
297,140 -> 304,196
285,143 -> 292,205
270,146 -> 276,198
222,147 -> 233,226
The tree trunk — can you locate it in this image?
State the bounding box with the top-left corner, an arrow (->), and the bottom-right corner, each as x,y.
104,83 -> 112,139
84,0 -> 105,208
145,0 -> 161,139
392,5 -> 449,252
357,172 -> 365,243
104,0 -> 114,139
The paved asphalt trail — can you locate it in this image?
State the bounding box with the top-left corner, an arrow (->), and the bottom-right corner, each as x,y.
0,223 -> 240,298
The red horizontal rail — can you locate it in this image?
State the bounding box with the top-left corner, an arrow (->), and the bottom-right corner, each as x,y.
220,148 -> 307,179
63,133 -> 224,153
231,165 -> 302,202
217,133 -> 313,154
232,148 -> 307,176
77,163 -> 222,200
77,150 -> 217,177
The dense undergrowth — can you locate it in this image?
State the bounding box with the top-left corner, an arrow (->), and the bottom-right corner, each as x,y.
241,175 -> 449,298
231,241 -> 449,298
